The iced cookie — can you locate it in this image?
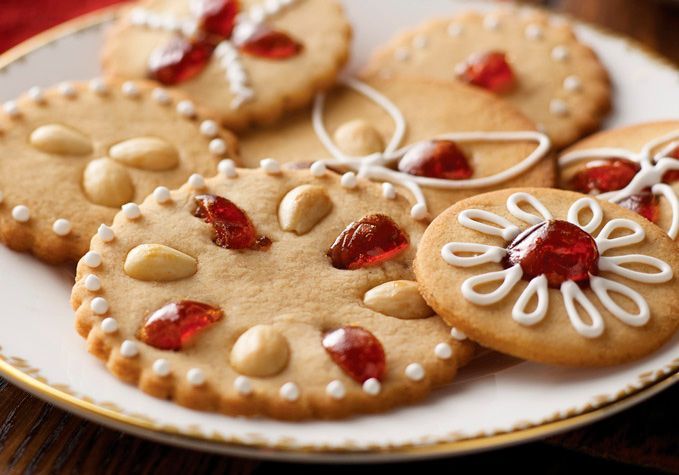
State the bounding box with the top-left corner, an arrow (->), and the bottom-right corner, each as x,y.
415,188 -> 679,366
559,121 -> 679,240
71,165 -> 474,420
363,8 -> 611,148
0,78 -> 237,264
102,0 -> 351,130
239,75 -> 555,219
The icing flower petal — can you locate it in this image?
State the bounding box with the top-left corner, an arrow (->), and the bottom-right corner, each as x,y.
560,280 -> 604,338
598,255 -> 673,283
461,264 -> 523,305
441,242 -> 506,267
506,192 -> 553,225
590,276 -> 649,327
512,275 -> 549,325
458,209 -> 521,241
567,197 -> 603,234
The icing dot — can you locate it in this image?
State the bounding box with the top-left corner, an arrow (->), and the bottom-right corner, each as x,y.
551,45 -> 569,61
101,317 -> 118,334
209,138 -> 227,156
260,158 -> 281,174
200,119 -> 219,137
83,251 -> 102,268
153,186 -> 172,204
187,368 -> 206,386
435,342 -> 453,360
97,224 -> 115,242
152,88 -> 171,105
450,327 -> 468,341
362,378 -> 381,395
341,172 -> 357,189
84,274 -> 101,292
90,297 -> 109,315
89,78 -> 109,95
525,24 -> 543,40
176,100 -> 196,117
394,47 -> 410,61
52,218 -> 72,236
412,35 -> 428,49
28,86 -> 45,103
280,382 -> 300,401
326,380 -> 346,400
483,16 -> 501,30
121,81 -> 140,98
447,23 -> 463,37
550,98 -> 569,117
58,82 -> 77,98
218,159 -> 238,178
181,20 -> 198,38
3,101 -> 20,118
563,75 -> 582,92
120,340 -> 139,358
234,375 -> 253,395
382,183 -> 396,199
122,203 -> 142,220
153,359 -> 171,377
410,203 -> 427,220
310,161 -> 327,177
188,174 -> 206,189
11,205 -> 30,223
250,5 -> 265,22
405,363 -> 425,381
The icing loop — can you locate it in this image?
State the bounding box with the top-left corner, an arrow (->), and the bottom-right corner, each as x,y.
512,275 -> 549,325
590,275 -> 650,327
441,242 -> 506,267
458,209 -> 521,241
566,197 -> 603,233
507,192 -> 553,225
461,264 -> 523,306
560,281 -> 604,338
595,218 -> 644,253
598,254 -> 673,283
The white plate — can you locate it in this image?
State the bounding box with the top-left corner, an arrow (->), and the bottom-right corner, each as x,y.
0,0 -> 677,463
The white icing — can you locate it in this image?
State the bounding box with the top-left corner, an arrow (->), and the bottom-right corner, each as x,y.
434,342 -> 453,360
549,98 -> 569,117
326,380 -> 346,399
28,86 -> 45,103
450,327 -> 467,340
52,218 -> 72,236
188,173 -> 206,189
90,297 -> 109,315
563,75 -> 582,92
524,24 -> 543,40
405,363 -> 425,381
176,100 -> 196,117
101,317 -> 118,334
97,224 -> 115,242
362,378 -> 381,395
598,254 -> 673,283
507,192 -> 553,225
310,161 -> 326,177
280,382 -> 300,401
218,159 -> 238,178
153,186 -> 172,204
58,82 -> 77,98
11,205 -> 29,223
122,203 -> 142,220
311,79 -> 551,219
447,23 -> 463,37
153,359 -> 171,377
458,209 -> 520,241
590,275 -> 649,326
3,101 -> 20,117
260,158 -> 281,174
461,264 -> 523,305
382,182 -> 396,199
84,274 -> 101,292
340,172 -> 358,189
512,274 -> 548,325
200,120 -> 219,137
566,197 -> 603,233
560,281 -> 604,338
89,78 -> 109,95
441,242 -> 506,267
83,251 -> 102,268
595,218 -> 645,253
551,45 -> 569,61
209,138 -> 227,156
234,375 -> 253,395
151,88 -> 171,105
187,368 -> 205,386
121,81 -> 140,98
120,340 -> 139,358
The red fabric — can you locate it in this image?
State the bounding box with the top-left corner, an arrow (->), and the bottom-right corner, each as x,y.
0,0 -> 128,54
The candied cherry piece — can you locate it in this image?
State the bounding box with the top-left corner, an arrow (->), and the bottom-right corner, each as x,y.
457,51 -> 516,94
194,194 -> 267,250
503,220 -> 599,288
617,192 -> 660,223
138,300 -> 223,351
398,140 -> 473,180
239,24 -> 303,59
148,36 -> 214,85
322,326 -> 386,383
569,158 -> 640,194
327,214 -> 409,270
661,145 -> 679,184
191,0 -> 239,37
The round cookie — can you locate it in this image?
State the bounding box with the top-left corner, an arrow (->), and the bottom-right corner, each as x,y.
102,0 -> 351,130
238,75 -> 555,219
559,121 -> 679,240
362,8 -> 611,148
0,78 -> 237,264
71,165 -> 475,420
415,188 -> 679,367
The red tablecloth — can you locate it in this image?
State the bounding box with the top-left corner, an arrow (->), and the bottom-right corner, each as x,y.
0,0 -> 126,54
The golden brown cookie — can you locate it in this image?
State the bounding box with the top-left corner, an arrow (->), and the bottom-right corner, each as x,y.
0,78 -> 237,264
239,75 -> 555,219
558,121 -> 679,241
102,0 -> 351,130
71,165 -> 474,420
362,8 -> 611,148
415,188 -> 679,366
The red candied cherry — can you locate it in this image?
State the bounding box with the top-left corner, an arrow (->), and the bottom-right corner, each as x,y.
148,36 -> 214,85
138,300 -> 223,351
398,140 -> 473,180
457,51 -> 516,94
569,159 -> 640,194
322,326 -> 386,383
617,192 -> 660,223
327,214 -> 409,270
191,0 -> 239,37
503,220 -> 599,288
238,24 -> 303,59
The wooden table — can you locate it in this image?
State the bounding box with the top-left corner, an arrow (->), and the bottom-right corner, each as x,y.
0,0 -> 677,472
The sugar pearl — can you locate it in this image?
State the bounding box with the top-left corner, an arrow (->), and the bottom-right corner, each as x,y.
176,100 -> 196,117
120,340 -> 139,358
188,174 -> 206,189
260,158 -> 281,174
209,138 -> 227,156
310,161 -> 327,177
28,86 -> 45,103
550,98 -> 569,117
187,368 -> 206,386
83,251 -> 102,268
483,16 -> 500,30
563,75 -> 582,92
84,274 -> 101,292
101,317 -> 118,334
341,172 -> 357,189
410,204 -> 427,220
122,203 -> 142,220
412,34 -> 428,49
11,205 -> 30,223
447,23 -> 463,37
218,159 -> 238,178
153,359 -> 171,377
551,45 -> 569,61
405,363 -> 425,381
97,224 -> 115,242
89,78 -> 109,95
52,218 -> 72,236
382,183 -> 396,199
435,342 -> 453,360
3,101 -> 20,118
121,81 -> 140,98
450,327 -> 468,341
152,88 -> 171,104
58,82 -> 77,98
234,376 -> 253,395
326,380 -> 346,400
394,47 -> 409,62
90,297 -> 109,315
525,24 -> 543,40
280,382 -> 300,401
153,186 -> 172,204
200,120 -> 219,137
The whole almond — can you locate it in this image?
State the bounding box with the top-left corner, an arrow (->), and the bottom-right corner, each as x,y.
230,325 -> 290,377
109,136 -> 179,171
363,280 -> 434,319
83,158 -> 135,207
278,184 -> 333,234
124,244 -> 197,281
30,124 -> 93,155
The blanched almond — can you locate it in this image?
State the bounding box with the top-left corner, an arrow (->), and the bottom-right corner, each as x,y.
83,158 -> 135,207
363,280 -> 434,319
278,184 -> 333,234
30,124 -> 92,155
230,325 -> 289,377
109,136 -> 179,171
124,244 -> 197,281
334,120 -> 384,156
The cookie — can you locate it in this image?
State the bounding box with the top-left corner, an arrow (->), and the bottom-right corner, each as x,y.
362,8 -> 611,148
238,75 -> 555,219
102,0 -> 351,130
0,78 -> 237,264
559,121 -> 679,240
415,188 -> 679,366
71,165 -> 475,420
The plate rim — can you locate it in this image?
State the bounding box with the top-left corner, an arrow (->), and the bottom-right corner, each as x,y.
0,3 -> 677,462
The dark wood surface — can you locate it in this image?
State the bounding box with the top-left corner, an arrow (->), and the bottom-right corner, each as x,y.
0,0 -> 678,473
